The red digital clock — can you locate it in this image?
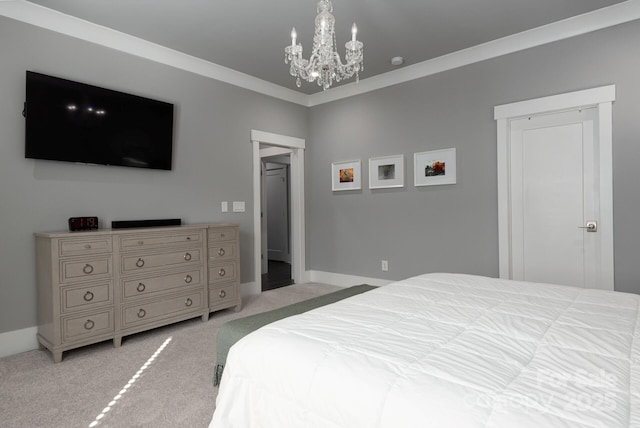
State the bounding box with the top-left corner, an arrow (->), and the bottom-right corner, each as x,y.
68,216 -> 99,231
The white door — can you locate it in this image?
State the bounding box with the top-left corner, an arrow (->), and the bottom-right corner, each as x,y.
266,165 -> 290,263
509,108 -> 600,288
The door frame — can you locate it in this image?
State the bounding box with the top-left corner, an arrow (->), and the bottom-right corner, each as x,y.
251,130 -> 306,294
494,85 -> 615,290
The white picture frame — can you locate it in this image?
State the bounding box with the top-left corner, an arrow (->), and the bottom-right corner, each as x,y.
414,148 -> 457,186
331,159 -> 361,191
369,154 -> 404,189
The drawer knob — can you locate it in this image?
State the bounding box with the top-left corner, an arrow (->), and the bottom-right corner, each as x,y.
83,291 -> 94,302
218,268 -> 226,277
217,248 -> 225,257
137,309 -> 146,318
184,252 -> 192,261
185,298 -> 193,307
84,319 -> 95,330
221,233 -> 225,238
138,241 -> 144,245
219,289 -> 226,299
82,264 -> 94,275
184,275 -> 193,284
135,258 -> 145,268
186,237 -> 191,241
85,244 -> 92,249
137,283 -> 146,293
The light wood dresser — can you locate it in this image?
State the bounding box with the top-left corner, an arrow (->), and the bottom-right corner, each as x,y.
35,223 -> 241,362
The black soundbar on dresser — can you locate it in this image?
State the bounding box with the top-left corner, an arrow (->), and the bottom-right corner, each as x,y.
111,219 -> 182,229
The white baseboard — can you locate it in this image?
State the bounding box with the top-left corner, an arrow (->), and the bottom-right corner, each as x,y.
308,270 -> 393,287
240,281 -> 261,297
0,326 -> 38,359
300,270 -> 312,284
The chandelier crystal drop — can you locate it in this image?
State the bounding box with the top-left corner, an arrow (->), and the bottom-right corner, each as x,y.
284,0 -> 363,91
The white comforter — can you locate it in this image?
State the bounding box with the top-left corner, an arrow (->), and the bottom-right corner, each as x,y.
210,273 -> 640,427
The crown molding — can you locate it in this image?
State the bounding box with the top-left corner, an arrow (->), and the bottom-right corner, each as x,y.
0,0 -> 308,105
308,0 -> 640,106
2,1 -> 639,108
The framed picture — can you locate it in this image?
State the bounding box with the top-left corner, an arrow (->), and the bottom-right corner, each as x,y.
369,155 -> 404,189
332,159 -> 361,191
414,148 -> 457,186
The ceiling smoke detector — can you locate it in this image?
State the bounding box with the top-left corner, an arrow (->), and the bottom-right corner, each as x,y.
390,56 -> 404,66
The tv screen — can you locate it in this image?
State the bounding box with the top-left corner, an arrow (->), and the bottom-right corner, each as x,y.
25,71 -> 174,170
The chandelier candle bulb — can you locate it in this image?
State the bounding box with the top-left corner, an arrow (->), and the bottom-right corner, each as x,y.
291,27 -> 297,48
352,23 -> 357,43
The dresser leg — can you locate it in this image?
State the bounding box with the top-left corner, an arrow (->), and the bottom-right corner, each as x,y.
201,312 -> 209,322
113,336 -> 122,348
52,350 -> 63,363
234,302 -> 242,312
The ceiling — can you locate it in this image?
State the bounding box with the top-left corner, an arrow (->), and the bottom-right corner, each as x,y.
26,0 -> 626,94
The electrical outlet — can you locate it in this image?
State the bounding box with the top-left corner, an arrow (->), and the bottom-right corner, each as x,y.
381,260 -> 388,271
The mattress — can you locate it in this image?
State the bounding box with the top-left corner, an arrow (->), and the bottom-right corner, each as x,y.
210,273 -> 640,427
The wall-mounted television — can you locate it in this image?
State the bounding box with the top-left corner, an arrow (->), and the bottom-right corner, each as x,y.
24,71 -> 174,171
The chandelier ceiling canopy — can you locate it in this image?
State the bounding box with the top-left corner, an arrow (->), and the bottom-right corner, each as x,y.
284,0 -> 364,91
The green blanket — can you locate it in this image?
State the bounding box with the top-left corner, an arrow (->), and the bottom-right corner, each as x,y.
214,284 -> 376,386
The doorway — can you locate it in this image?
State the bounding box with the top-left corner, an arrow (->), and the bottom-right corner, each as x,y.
262,158 -> 294,291
494,85 -> 615,290
251,130 -> 306,296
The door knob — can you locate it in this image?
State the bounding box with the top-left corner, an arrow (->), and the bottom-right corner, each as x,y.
578,221 -> 597,232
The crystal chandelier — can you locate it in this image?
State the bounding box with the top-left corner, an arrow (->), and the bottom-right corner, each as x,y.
284,0 -> 363,91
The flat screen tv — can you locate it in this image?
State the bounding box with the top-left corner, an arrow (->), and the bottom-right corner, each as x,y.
24,71 -> 174,170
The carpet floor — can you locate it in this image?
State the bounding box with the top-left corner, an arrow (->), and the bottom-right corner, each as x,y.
0,282 -> 341,428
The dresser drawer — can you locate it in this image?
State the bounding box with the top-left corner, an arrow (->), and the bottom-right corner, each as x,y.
121,291 -> 203,328
119,230 -> 204,251
59,237 -> 112,257
208,241 -> 238,262
209,262 -> 238,284
122,268 -> 202,300
62,309 -> 114,343
121,249 -> 202,273
61,281 -> 113,313
209,282 -> 238,309
208,227 -> 238,243
60,257 -> 112,283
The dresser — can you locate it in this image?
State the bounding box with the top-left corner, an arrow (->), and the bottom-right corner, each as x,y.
35,224 -> 241,362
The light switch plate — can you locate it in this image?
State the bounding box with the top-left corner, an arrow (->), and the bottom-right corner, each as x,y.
233,201 -> 245,212
221,201 -> 228,213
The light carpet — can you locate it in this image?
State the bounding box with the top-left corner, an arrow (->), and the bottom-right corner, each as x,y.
0,282 -> 341,428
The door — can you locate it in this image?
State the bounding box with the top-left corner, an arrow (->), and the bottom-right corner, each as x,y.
266,164 -> 290,263
509,108 -> 599,288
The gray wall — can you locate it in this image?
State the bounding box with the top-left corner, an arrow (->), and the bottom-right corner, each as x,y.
0,17 -> 308,333
3,15 -> 640,336
307,19 -> 640,294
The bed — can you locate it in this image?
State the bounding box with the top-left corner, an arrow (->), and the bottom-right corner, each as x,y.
209,273 -> 640,427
